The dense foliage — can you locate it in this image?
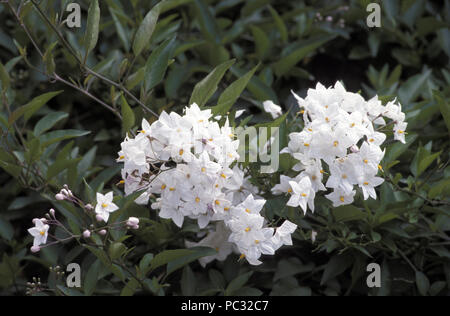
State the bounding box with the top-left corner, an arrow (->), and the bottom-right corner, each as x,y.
0,0 -> 449,296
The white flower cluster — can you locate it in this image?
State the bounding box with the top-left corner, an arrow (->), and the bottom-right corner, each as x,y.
272,82 -> 407,212
118,103 -> 297,265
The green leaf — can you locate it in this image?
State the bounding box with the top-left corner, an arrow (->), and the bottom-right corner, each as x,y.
189,59 -> 235,107
38,129 -> 91,147
144,37 -> 176,92
215,63 -> 259,115
415,271 -> 430,296
109,242 -> 127,260
43,42 -> 57,75
0,218 -> 14,241
398,69 -> 432,105
149,249 -> 193,272
194,0 -> 221,44
229,66 -> 278,102
33,112 -> 69,136
120,94 -> 135,133
273,35 -> 335,77
250,25 -> 270,60
46,157 -> 81,180
320,253 -> 353,285
384,133 -> 418,163
9,91 -> 63,126
332,205 -> 368,222
84,259 -> 101,296
268,5 -> 288,43
181,265 -> 196,296
139,253 -> 154,274
84,0 -> 100,61
166,247 -> 217,275
225,271 -> 253,296
121,278 -> 140,296
0,61 -> 10,92
434,90 -> 450,135
133,3 -> 162,56
109,8 -> 131,52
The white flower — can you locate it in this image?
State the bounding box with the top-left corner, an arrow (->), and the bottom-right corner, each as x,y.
28,219 -> 49,247
95,192 -> 119,222
325,188 -> 356,207
287,177 -> 315,214
393,121 -> 407,144
271,220 -> 297,250
263,100 -> 282,119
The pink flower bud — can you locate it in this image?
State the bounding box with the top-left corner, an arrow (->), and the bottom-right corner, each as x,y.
55,193 -> 65,200
61,189 -> 69,196
85,204 -> 94,211
83,230 -> 91,238
32,218 -> 39,224
49,209 -> 56,217
31,246 -> 40,253
99,229 -> 107,236
96,215 -> 105,222
127,217 -> 139,226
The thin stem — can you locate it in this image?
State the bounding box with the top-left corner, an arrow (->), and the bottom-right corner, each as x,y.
28,0 -> 159,118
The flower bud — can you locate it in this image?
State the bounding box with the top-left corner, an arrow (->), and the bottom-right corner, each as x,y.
55,193 -> 65,200
127,217 -> 139,226
83,230 -> 91,238
31,246 -> 40,253
49,209 -> 56,217
85,204 -> 94,211
96,215 -> 105,222
99,229 -> 107,236
32,218 -> 39,224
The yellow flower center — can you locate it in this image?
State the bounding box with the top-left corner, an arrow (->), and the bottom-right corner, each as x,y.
101,203 -> 108,208
300,110 -> 305,114
333,141 -> 339,147
320,169 -> 325,174
301,193 -> 307,197
119,155 -> 125,160
340,196 -> 345,202
245,227 -> 251,232
287,188 -> 292,193
169,187 -> 175,191
119,180 -> 125,184
378,164 -> 383,170
369,138 -> 374,142
195,197 -> 200,203
221,173 -> 226,179
363,159 -> 368,164
245,208 -> 251,213
161,184 -> 166,190
224,207 -> 229,211
397,130 -> 404,134
312,175 -> 317,180
179,149 -> 184,156
308,128 -> 313,132
304,143 -> 310,147
201,167 -> 206,172
363,181 -> 369,185
351,123 -> 355,127
342,174 -> 347,179
215,200 -> 220,205
39,231 -> 45,236
325,117 -> 330,122
254,240 -> 260,244
239,254 -> 246,260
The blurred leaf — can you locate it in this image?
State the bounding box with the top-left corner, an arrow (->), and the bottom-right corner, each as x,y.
144,37 -> 176,92
121,94 -> 135,133
83,0 -> 100,61
33,112 -> 69,136
133,3 -> 162,56
189,59 -> 235,107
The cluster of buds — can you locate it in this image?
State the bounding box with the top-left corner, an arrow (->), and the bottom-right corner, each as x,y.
55,184 -> 74,201
126,217 -> 140,230
25,277 -> 44,296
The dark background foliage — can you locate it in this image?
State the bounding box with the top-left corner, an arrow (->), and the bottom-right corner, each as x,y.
0,0 -> 449,296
